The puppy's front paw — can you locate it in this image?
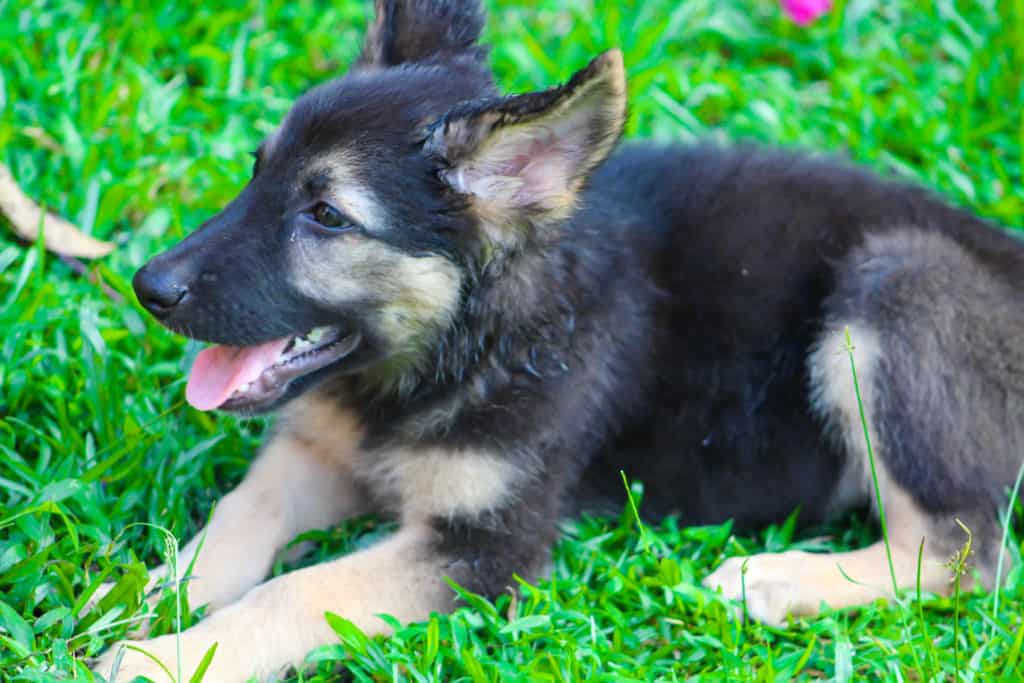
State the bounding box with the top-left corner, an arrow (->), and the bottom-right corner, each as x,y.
92,635 -> 180,683
91,613 -> 268,683
703,551 -> 807,627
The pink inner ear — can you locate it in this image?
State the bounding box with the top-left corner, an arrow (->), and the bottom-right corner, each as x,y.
498,152 -> 533,177
491,130 -> 557,177
516,142 -> 574,204
440,54 -> 624,213
459,128 -> 579,209
451,90 -> 605,211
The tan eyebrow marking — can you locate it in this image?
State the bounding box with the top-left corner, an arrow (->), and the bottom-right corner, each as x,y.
302,152 -> 383,229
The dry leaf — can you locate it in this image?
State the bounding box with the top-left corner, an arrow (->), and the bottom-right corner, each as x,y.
0,162 -> 115,258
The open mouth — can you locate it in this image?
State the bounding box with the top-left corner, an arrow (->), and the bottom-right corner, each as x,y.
185,326 -> 361,412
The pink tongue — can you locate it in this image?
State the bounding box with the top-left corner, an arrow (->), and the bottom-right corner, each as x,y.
185,338 -> 291,411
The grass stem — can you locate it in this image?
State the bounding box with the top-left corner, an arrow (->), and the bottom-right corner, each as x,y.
843,327 -> 900,596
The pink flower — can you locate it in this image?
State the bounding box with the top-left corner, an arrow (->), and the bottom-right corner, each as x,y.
780,0 -> 832,25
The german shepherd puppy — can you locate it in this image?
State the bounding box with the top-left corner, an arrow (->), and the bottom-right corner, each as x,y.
96,0 -> 1024,680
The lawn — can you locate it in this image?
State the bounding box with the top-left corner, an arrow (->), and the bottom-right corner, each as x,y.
1,0 -> 1023,680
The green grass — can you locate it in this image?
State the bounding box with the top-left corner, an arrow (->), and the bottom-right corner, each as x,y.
2,0 -> 1024,680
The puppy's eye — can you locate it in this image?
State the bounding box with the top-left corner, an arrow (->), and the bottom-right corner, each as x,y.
310,202 -> 351,230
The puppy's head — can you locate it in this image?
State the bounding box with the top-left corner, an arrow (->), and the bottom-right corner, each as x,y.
133,0 -> 627,414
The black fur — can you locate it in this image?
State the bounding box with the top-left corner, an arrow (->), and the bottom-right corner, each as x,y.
135,62 -> 494,347
357,0 -> 489,68
134,0 -> 1024,604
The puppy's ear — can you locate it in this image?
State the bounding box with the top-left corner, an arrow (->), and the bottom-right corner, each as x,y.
426,50 -> 627,231
357,0 -> 487,68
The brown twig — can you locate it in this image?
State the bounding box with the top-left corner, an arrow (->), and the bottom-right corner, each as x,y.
0,162 -> 115,258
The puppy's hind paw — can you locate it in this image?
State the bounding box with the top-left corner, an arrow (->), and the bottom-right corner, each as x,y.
703,552 -> 807,627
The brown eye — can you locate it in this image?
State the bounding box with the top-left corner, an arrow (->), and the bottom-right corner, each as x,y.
310,202 -> 349,230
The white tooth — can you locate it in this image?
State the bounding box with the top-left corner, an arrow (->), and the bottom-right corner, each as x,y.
308,327 -> 325,343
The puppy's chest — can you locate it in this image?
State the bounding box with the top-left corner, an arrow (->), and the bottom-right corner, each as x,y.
352,442 -> 527,523
282,391 -> 532,524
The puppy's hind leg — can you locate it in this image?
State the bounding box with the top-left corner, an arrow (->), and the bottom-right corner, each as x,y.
706,228 -> 1024,625
703,479 -> 961,626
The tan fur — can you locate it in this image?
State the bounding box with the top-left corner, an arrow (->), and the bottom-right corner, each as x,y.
92,385 -> 533,681
297,238 -> 462,394
808,323 -> 883,515
141,395 -> 370,615
377,254 -> 463,348
287,159 -> 463,356
314,151 -> 385,227
94,524 -> 453,683
704,475 -> 959,626
286,151 -> 462,325
359,446 -> 532,522
705,323 -> 963,625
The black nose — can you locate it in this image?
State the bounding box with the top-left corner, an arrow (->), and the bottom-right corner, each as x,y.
133,264 -> 189,318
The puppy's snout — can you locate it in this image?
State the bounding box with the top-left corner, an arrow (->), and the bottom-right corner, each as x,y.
133,262 -> 190,319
